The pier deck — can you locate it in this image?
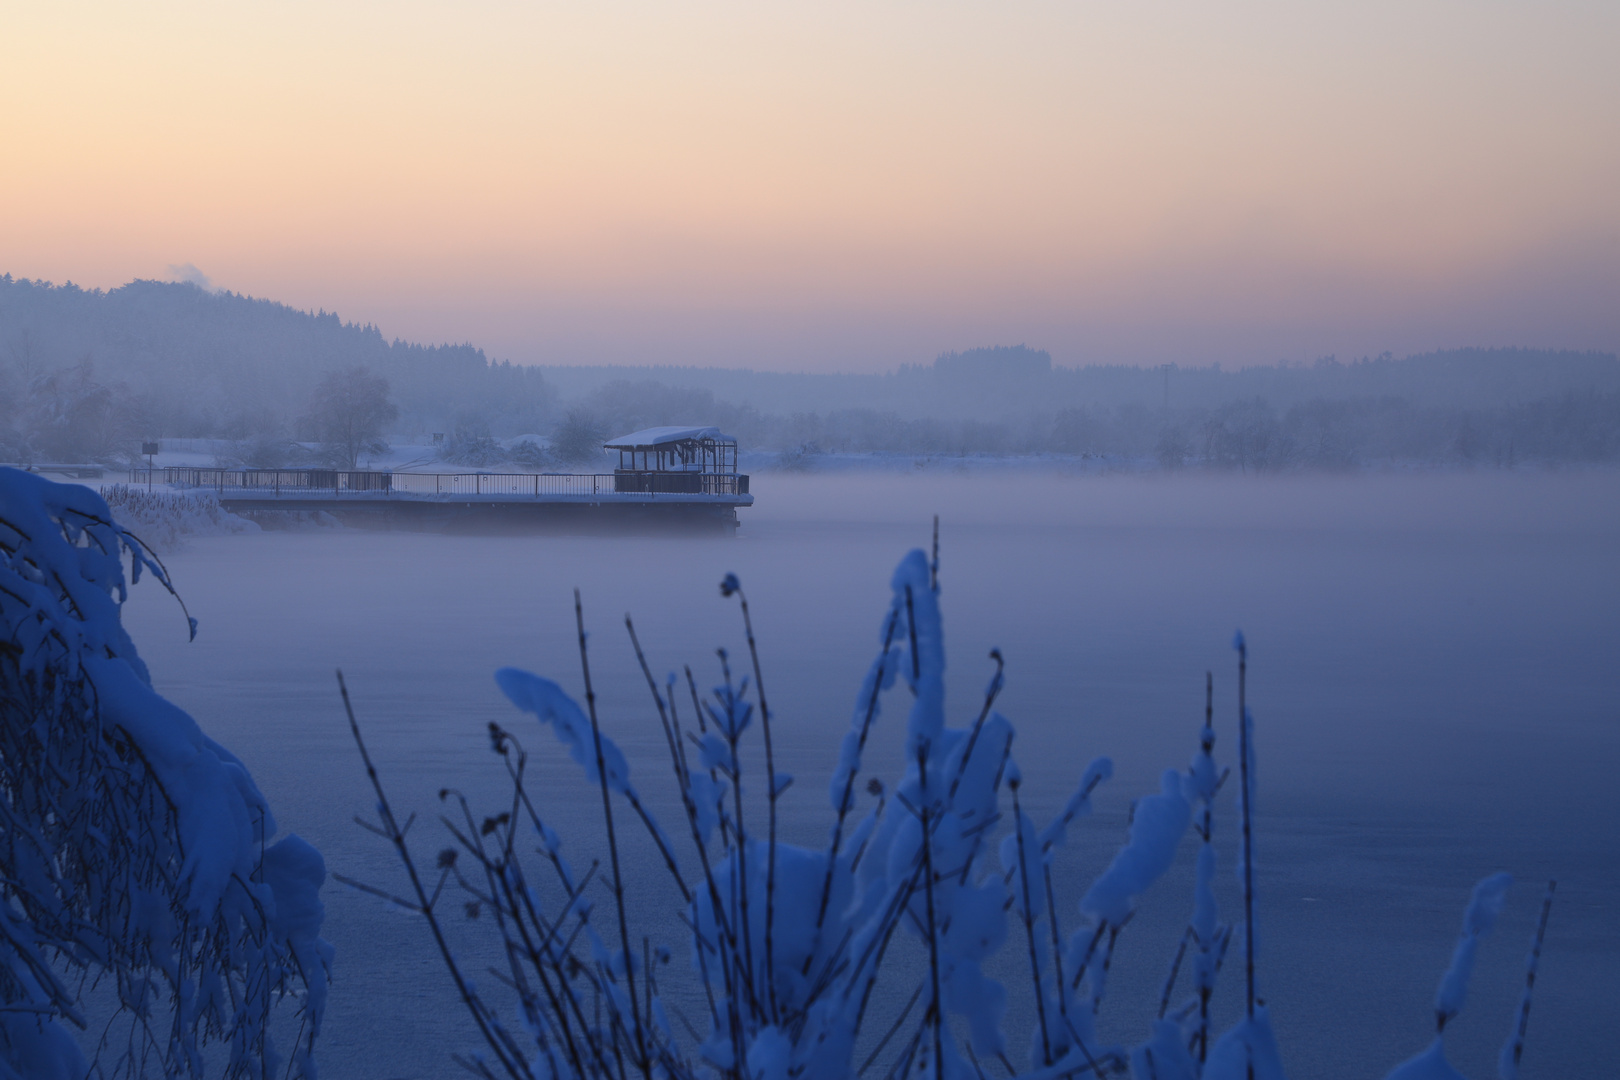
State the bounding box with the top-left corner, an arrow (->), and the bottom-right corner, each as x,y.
135,468 -> 753,533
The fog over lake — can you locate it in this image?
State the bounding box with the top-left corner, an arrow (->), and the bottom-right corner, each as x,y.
118,470 -> 1620,1080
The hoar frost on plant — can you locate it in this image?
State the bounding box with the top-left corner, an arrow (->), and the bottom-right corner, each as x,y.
1080,770 -> 1191,928
1383,871 -> 1518,1080
1203,1007 -> 1287,1080
1436,872 -> 1513,1030
347,535 -> 1554,1080
100,484 -> 259,551
0,468 -> 330,1079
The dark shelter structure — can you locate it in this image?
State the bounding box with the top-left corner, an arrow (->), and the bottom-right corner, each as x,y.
604,427 -> 749,495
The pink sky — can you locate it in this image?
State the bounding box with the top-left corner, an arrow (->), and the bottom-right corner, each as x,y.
3,1 -> 1616,371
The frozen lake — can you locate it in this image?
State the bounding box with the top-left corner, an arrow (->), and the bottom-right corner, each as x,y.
119,470 -> 1620,1080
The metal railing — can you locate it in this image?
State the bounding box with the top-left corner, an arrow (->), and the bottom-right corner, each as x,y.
149,468 -> 393,493
611,472 -> 748,495
391,473 -> 614,497
133,468 -> 749,499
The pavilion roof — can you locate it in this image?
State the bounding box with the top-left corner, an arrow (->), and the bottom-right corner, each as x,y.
602,426 -> 734,450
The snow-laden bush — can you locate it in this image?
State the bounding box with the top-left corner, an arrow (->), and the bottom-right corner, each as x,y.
0,468 -> 330,1078
100,485 -> 260,552
345,537 -> 1552,1080
438,431 -> 512,468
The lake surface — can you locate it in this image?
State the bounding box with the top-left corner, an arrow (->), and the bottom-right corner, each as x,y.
118,470 -> 1620,1080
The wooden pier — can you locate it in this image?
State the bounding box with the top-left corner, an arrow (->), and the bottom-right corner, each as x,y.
139,428 -> 753,534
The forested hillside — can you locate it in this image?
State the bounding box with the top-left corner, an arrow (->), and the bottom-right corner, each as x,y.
3,275 -> 1617,469
0,276 -> 553,449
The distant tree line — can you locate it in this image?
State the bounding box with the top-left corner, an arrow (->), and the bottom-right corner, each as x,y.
540,343 -> 1620,417
547,381 -> 1620,470
3,274 -> 1618,471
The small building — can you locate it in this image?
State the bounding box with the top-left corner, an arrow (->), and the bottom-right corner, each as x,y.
603,427 -> 749,496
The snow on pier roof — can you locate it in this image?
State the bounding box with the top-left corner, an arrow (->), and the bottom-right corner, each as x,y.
602,426 -> 734,449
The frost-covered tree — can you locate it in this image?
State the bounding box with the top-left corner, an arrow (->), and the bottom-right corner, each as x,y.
20,360 -> 132,465
0,468 -> 330,1078
550,409 -> 610,465
306,366 -> 397,469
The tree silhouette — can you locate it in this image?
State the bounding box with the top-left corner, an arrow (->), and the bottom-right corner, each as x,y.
307,366 -> 397,468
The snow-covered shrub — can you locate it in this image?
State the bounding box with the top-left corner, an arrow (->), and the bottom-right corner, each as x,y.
775,442 -> 823,471
100,485 -> 260,552
509,438 -> 554,470
345,538 -> 1549,1080
0,468 -> 330,1078
551,410 -> 611,465
438,431 -> 511,468
216,433 -> 301,469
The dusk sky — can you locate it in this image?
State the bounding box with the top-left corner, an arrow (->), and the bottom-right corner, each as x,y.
4,1 -> 1616,371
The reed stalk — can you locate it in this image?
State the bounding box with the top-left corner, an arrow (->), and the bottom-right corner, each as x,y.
1009,778 -> 1053,1065
724,576 -> 783,1020
1501,880 -> 1557,1078
1237,638 -> 1255,1023
808,608 -> 902,977
573,590 -> 649,1080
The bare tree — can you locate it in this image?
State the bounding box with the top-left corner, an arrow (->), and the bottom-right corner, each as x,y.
307,366 -> 398,468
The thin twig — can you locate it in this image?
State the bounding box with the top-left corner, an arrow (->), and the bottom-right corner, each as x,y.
809,608 -> 902,975
728,578 -> 782,1020
919,768 -> 945,1080
857,983 -> 924,1077
574,591 -> 649,1080
337,670 -> 531,1080
1011,780 -> 1052,1066
1157,928 -> 1190,1020
1501,880 -> 1557,1078
1236,637 -> 1255,1022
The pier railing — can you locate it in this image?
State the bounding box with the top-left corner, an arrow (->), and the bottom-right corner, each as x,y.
132,468 -> 748,498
